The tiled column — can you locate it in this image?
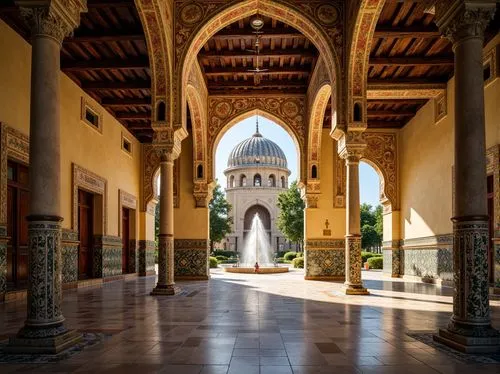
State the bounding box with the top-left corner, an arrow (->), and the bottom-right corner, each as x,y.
6,0 -> 87,354
151,151 -> 178,295
434,1 -> 499,353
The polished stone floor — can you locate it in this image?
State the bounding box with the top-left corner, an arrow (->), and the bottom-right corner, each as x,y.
1,269 -> 500,373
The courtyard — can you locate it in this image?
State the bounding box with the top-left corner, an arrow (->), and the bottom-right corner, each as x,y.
1,271 -> 499,373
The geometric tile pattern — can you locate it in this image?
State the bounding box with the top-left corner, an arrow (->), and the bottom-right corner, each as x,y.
138,240 -> 156,276
305,239 -> 345,280
62,229 -> 79,284
174,239 -> 209,279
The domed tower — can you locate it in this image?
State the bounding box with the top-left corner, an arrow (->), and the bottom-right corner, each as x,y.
224,119 -> 292,253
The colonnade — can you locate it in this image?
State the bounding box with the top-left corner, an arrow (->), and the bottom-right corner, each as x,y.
4,0 -> 498,355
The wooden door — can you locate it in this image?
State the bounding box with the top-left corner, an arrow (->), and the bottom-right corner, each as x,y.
78,190 -> 94,279
487,175 -> 494,284
122,208 -> 130,274
6,161 -> 29,290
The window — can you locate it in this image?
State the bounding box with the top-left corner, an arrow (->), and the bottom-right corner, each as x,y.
157,101 -> 166,121
353,102 -> 362,122
254,174 -> 261,187
484,63 -> 491,82
81,97 -> 102,133
229,175 -> 235,188
311,165 -> 318,179
268,174 -> 276,187
121,133 -> 133,155
197,164 -> 203,179
281,176 -> 286,188
240,175 -> 247,187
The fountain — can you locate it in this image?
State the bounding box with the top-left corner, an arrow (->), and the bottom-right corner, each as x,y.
223,213 -> 288,274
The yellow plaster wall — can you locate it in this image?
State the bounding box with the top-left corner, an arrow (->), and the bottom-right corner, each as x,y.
305,130 -> 345,239
0,20 -> 141,237
174,134 -> 209,238
400,38 -> 499,239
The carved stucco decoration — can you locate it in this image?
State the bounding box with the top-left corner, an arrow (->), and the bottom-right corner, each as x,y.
135,0 -> 172,124
0,124 -> 29,225
142,144 -> 181,212
174,0 -> 343,132
72,163 -> 107,234
341,0 -> 385,137
186,61 -> 208,187
207,95 -> 306,181
363,131 -> 399,211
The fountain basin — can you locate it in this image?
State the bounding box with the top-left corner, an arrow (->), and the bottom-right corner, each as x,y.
223,267 -> 288,274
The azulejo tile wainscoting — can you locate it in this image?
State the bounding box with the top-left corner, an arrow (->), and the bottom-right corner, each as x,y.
138,239 -> 156,276
62,229 -> 79,285
0,225 -> 6,298
174,239 -> 209,280
305,239 -> 345,280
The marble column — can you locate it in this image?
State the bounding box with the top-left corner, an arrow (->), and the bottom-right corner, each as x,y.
434,1 -> 499,353
151,152 -> 178,295
6,1 -> 87,354
343,151 -> 369,295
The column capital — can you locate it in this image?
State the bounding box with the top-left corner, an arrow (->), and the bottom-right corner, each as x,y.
193,180 -> 215,208
435,1 -> 496,44
338,131 -> 366,161
16,0 -> 87,44
153,127 -> 187,160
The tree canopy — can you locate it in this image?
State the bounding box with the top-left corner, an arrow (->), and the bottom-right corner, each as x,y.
360,203 -> 383,250
209,182 -> 233,249
276,181 -> 305,247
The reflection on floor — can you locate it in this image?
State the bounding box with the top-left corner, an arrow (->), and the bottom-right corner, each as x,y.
1,269 -> 499,373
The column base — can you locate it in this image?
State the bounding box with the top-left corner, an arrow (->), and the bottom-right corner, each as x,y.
343,284 -> 370,295
150,284 -> 180,296
433,328 -> 500,354
5,328 -> 82,354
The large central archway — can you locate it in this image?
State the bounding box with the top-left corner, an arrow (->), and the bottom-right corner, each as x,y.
176,0 -> 342,135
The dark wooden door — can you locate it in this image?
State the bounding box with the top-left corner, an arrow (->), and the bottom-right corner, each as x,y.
122,208 -> 130,274
487,175 -> 494,284
78,190 -> 94,279
6,161 -> 29,290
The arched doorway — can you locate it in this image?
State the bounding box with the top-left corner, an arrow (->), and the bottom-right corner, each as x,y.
243,204 -> 271,242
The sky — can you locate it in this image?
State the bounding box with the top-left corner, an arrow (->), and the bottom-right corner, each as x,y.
215,115 -> 381,207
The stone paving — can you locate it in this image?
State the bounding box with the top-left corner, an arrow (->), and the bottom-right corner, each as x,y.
1,269 -> 499,373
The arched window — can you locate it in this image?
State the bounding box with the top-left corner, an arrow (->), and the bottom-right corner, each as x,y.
281,176 -> 286,188
353,102 -> 362,122
229,175 -> 235,188
240,174 -> 247,187
197,164 -> 203,179
268,174 -> 276,187
157,101 -> 166,121
311,165 -> 318,179
254,174 -> 262,187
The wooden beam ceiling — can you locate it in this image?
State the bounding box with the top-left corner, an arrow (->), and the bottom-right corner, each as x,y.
212,27 -> 303,41
373,25 -> 441,38
61,57 -> 149,71
115,111 -> 151,120
204,66 -> 312,77
208,79 -> 307,89
369,56 -> 454,67
82,80 -> 151,91
198,49 -> 316,60
101,98 -> 151,107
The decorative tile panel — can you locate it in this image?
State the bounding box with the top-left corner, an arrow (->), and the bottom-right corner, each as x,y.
0,225 -> 6,294
138,240 -> 156,275
62,229 -> 79,284
305,239 -> 345,279
94,235 -> 122,278
174,239 -> 209,278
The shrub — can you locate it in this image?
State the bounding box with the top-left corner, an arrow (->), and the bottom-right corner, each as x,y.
284,251 -> 298,261
216,255 -> 228,262
275,257 -> 286,263
361,251 -> 381,264
292,257 -> 304,269
367,256 -> 383,270
277,250 -> 289,258
209,257 -> 218,268
213,250 -> 236,258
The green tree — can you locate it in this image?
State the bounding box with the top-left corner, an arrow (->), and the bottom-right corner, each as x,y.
209,182 -> 233,251
360,203 -> 383,251
277,181 -> 305,250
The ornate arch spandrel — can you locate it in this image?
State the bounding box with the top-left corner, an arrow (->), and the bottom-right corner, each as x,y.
141,145 -> 181,212
207,96 -> 306,182
362,131 -> 399,212
135,0 -> 173,124
174,0 -> 343,132
342,0 -> 385,136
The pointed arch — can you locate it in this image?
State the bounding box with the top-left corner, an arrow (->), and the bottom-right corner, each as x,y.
176,0 -> 341,133
210,109 -> 302,184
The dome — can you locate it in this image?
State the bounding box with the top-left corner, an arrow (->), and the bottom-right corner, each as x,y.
227,129 -> 288,169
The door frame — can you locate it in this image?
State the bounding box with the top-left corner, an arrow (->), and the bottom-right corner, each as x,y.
119,189 -> 137,274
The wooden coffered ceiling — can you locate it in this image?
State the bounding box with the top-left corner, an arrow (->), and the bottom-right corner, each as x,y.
0,1 -> 499,139
198,15 -> 319,96
0,0 -> 153,142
